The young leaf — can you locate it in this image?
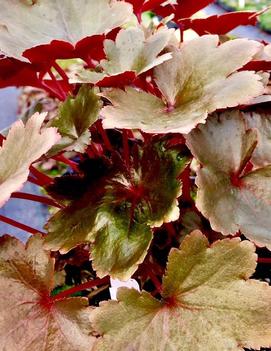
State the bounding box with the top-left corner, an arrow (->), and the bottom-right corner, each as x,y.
0,235 -> 95,351
0,58 -> 40,89
179,12 -> 258,36
0,0 -> 133,61
74,27 -> 173,85
155,0 -> 215,20
48,85 -> 101,155
0,112 -> 59,208
101,35 -> 263,134
45,142 -> 187,279
91,231 -> 271,351
186,110 -> 271,249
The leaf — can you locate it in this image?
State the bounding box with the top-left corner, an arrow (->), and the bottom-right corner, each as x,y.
23,35 -> 106,68
0,235 -> 95,351
0,58 -> 40,89
91,231 -> 271,351
154,0 -> 217,20
245,112 -> 271,167
0,112 -> 59,208
101,35 -> 263,134
125,0 -> 165,18
186,110 -> 271,249
179,12 -> 258,36
48,86 -> 101,155
91,200 -> 153,280
0,0 -> 133,61
45,141 -> 187,279
73,27 -> 173,85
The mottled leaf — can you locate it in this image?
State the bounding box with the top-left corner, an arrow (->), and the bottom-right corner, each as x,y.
48,86 -> 101,155
45,142 -> 187,279
101,35 -> 263,134
186,110 -> 271,249
0,112 -> 59,207
91,231 -> 271,351
0,235 -> 95,351
0,0 -> 133,61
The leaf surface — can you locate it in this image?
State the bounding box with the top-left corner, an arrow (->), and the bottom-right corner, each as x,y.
91,231 -> 271,351
179,12 -> 258,36
48,86 -> 101,155
101,35 -> 263,134
0,112 -> 59,207
0,0 -> 133,61
0,235 -> 95,351
45,142 -> 187,279
186,110 -> 271,249
73,27 -> 173,85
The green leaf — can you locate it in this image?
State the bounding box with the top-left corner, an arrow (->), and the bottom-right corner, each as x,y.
48,85 -> 101,155
186,110 -> 271,249
45,141 -> 187,279
91,231 -> 271,351
101,35 -> 264,134
91,200 -> 153,280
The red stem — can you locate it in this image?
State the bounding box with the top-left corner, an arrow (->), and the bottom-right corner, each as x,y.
30,166 -> 52,186
257,257 -> 271,264
52,276 -> 110,301
11,192 -> 63,208
96,120 -> 113,151
40,80 -> 65,101
52,61 -> 69,83
48,69 -> 67,101
28,175 -> 46,187
122,130 -> 130,170
53,155 -> 79,172
148,270 -> 162,294
0,214 -> 45,235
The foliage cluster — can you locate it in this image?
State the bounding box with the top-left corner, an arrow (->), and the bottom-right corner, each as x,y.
0,1 -> 271,350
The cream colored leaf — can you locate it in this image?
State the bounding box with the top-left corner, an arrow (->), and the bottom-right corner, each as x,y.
0,112 -> 59,207
0,235 -> 95,351
254,43 -> 271,61
186,110 -> 271,249
0,0 -> 133,61
73,26 -> 173,84
101,35 -> 263,134
91,231 -> 271,351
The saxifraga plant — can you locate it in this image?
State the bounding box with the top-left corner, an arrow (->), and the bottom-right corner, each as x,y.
0,1 -> 271,350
